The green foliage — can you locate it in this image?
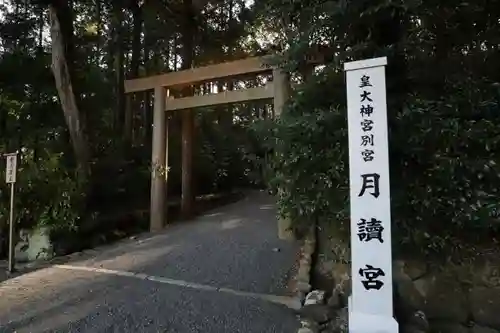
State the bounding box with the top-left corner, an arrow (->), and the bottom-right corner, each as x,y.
254,68 -> 350,233
195,106 -> 268,193
3,0 -> 499,262
389,95 -> 500,256
255,0 -> 500,259
0,0 -> 268,257
18,152 -> 86,232
0,149 -> 86,258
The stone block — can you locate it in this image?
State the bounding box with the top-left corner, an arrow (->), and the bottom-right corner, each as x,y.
303,242 -> 315,257
297,281 -> 312,293
405,310 -> 429,332
14,227 -> 53,262
413,273 -> 468,322
471,324 -> 498,333
300,319 -> 319,332
470,287 -> 500,329
278,217 -> 295,240
325,307 -> 348,333
327,292 -> 342,309
297,328 -> 315,333
395,259 -> 428,281
298,262 -> 311,282
394,263 -> 426,312
304,290 -> 326,306
299,304 -> 335,324
430,323 -> 468,333
403,328 -> 427,333
331,262 -> 351,297
300,256 -> 311,267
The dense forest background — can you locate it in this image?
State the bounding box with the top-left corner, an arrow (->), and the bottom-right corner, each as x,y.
0,0 -> 275,256
1,0 -> 499,261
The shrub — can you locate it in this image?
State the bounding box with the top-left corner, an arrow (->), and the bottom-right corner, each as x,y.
256,65 -> 500,259
0,149 -> 86,256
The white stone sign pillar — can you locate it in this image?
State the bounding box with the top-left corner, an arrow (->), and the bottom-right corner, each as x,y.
4,152 -> 18,273
344,57 -> 398,333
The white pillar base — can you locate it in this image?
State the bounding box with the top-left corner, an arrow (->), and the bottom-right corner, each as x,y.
348,296 -> 399,333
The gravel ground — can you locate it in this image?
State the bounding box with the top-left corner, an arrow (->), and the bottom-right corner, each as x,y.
0,190 -> 300,333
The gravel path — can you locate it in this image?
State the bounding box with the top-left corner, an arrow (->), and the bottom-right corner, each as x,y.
0,190 -> 300,333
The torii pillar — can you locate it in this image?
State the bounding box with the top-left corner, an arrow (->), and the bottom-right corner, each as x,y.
273,68 -> 295,241
150,86 -> 168,231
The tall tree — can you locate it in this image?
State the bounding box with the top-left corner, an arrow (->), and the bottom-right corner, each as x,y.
180,0 -> 196,218
48,0 -> 90,176
111,0 -> 125,132
124,0 -> 143,142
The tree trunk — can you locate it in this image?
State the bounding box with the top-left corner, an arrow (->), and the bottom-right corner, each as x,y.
125,0 -> 143,143
95,0 -> 101,66
221,0 -> 234,127
112,1 -> 125,132
129,1 -> 142,78
48,4 -> 90,177
38,6 -> 43,50
180,0 -> 195,219
143,1 -> 152,144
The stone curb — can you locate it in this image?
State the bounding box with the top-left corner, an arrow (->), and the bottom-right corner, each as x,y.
293,225 -> 318,332
1,190 -> 248,282
293,224 -> 347,333
0,234 -> 154,282
293,226 -> 316,306
297,289 -> 349,333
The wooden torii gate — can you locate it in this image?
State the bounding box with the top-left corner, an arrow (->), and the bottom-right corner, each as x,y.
123,56 -> 293,239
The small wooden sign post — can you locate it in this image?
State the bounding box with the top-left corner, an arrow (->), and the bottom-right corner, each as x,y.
5,152 -> 18,273
344,57 -> 399,333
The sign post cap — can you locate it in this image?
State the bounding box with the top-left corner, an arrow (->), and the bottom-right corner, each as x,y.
344,57 -> 388,72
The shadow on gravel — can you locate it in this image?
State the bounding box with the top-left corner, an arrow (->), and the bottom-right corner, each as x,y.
0,191 -> 246,284
1,268 -> 300,333
60,191 -> 299,296
0,191 -> 300,333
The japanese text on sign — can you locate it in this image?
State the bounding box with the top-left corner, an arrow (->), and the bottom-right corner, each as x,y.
5,154 -> 17,184
345,57 -> 395,321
